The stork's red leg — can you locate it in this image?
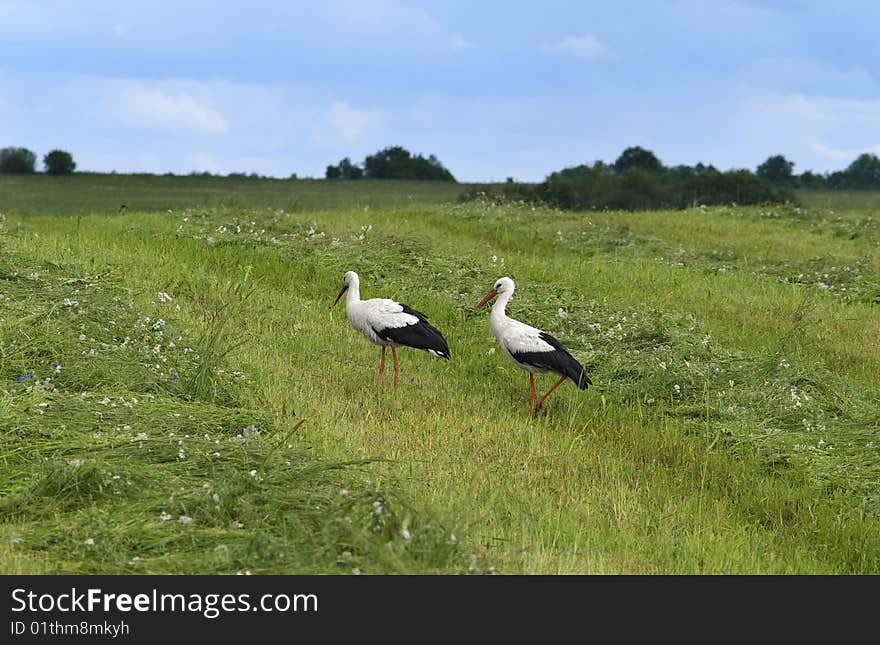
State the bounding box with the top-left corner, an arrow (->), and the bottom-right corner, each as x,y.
391,347 -> 399,388
529,373 -> 536,417
536,375 -> 568,411
376,347 -> 386,385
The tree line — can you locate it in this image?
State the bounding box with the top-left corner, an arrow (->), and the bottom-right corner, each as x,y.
757,153 -> 880,190
462,147 -> 880,211
0,147 -> 76,175
4,142 -> 879,201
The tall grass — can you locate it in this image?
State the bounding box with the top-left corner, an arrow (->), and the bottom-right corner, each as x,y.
1,186 -> 879,573
0,235 -> 481,574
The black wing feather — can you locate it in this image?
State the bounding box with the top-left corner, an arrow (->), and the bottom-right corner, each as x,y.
373,303 -> 450,359
511,331 -> 591,389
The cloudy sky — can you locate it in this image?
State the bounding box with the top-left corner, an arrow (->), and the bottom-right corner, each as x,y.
2,0 -> 878,181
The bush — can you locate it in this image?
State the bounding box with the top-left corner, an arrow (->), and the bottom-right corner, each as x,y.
679,168 -> 787,206
0,147 -> 37,174
43,149 -> 77,175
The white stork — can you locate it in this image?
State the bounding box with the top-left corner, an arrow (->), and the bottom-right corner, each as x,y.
332,271 -> 450,387
476,276 -> 591,415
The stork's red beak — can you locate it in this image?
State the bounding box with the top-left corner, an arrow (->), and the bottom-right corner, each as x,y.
331,285 -> 348,308
476,288 -> 498,309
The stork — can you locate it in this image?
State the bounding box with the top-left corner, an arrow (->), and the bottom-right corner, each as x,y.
332,271 -> 450,386
477,276 -> 591,416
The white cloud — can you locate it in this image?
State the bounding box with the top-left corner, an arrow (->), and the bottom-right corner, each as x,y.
327,100 -> 385,142
542,35 -> 610,60
750,92 -> 880,127
107,83 -> 228,134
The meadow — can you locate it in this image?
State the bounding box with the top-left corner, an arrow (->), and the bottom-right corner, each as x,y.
0,173 -> 481,216
1,175 -> 879,573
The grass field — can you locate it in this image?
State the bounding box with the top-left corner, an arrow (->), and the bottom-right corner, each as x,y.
0,173 -> 482,216
1,179 -> 879,574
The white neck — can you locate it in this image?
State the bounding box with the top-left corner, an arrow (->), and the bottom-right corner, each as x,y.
490,289 -> 513,322
346,276 -> 361,305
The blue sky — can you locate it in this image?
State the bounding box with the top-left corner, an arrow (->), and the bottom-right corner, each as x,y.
2,0 -> 878,181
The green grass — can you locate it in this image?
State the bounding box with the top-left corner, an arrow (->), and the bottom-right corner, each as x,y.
1,183 -> 879,573
796,189 -> 880,213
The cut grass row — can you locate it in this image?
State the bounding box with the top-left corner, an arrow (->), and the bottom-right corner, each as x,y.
1,195 -> 879,573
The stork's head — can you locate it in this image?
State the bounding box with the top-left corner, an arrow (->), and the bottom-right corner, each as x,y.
332,271 -> 359,307
476,276 -> 515,309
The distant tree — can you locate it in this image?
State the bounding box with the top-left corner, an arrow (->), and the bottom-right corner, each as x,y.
798,170 -> 826,189
363,146 -> 455,181
668,165 -> 696,181
826,170 -> 849,189
43,149 -> 76,175
756,155 -> 795,185
681,169 -> 786,206
613,146 -> 664,174
693,162 -> 719,175
529,159 -> 789,211
0,147 -> 37,174
843,153 -> 880,188
364,146 -> 410,179
338,157 -> 363,180
325,157 -> 363,180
